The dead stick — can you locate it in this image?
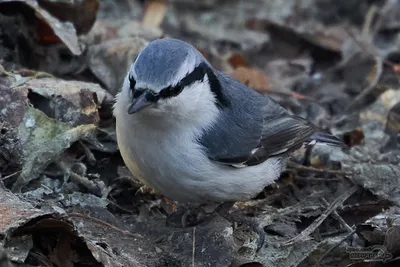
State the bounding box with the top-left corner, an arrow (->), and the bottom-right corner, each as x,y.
313,229 -> 357,267
322,198 -> 353,232
68,212 -> 142,239
270,186 -> 358,247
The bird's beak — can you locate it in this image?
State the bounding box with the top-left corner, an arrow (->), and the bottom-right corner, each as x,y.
128,93 -> 153,114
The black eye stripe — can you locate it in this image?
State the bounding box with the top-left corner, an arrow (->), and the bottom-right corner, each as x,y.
128,75 -> 136,89
145,91 -> 160,102
133,89 -> 144,98
158,62 -> 207,99
128,62 -> 229,108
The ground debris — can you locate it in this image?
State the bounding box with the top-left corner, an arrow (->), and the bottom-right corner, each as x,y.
0,0 -> 84,56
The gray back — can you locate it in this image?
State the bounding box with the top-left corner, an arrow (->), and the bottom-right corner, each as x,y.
199,71 -> 286,161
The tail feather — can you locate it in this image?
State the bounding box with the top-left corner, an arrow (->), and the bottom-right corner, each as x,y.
310,131 -> 347,148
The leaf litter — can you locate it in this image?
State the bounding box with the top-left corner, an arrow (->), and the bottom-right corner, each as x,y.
1,0 -> 400,266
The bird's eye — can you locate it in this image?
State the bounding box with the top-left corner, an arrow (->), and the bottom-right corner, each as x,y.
145,91 -> 160,102
128,76 -> 136,89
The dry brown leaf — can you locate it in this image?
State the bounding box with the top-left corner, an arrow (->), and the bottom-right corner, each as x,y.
142,0 -> 167,28
37,0 -> 99,34
228,53 -> 249,69
343,128 -> 365,147
231,67 -> 269,93
0,0 -> 82,55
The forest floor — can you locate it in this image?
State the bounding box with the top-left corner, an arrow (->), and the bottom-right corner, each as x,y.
1,0 -> 400,266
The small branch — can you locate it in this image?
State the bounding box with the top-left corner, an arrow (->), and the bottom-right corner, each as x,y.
294,177 -> 342,183
68,212 -> 143,239
0,170 -> 22,181
346,55 -> 384,111
361,5 -> 378,42
313,229 -> 357,267
269,186 -> 358,247
321,198 -> 353,232
79,140 -> 96,165
288,162 -> 348,176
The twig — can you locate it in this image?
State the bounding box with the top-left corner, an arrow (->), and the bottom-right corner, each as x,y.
79,140 -> 96,165
0,170 -> 22,181
0,64 -> 13,76
346,55 -> 384,111
294,177 -> 342,183
320,229 -> 348,237
342,1 -> 397,112
269,186 -> 358,247
287,162 -> 348,176
68,212 -> 143,239
192,227 -> 196,267
313,229 -> 357,267
370,0 -> 393,36
321,198 -> 353,232
361,5 -> 378,42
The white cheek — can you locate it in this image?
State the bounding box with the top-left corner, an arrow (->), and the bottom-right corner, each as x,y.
157,79 -> 219,128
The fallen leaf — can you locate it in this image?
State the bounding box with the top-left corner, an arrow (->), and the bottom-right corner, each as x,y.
231,67 -> 269,93
343,128 -> 365,147
0,186 -> 49,235
21,77 -> 112,126
142,0 -> 167,28
0,0 -> 82,55
228,54 -> 249,69
87,37 -> 148,95
37,0 -> 99,34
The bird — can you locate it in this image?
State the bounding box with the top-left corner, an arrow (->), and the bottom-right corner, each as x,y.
113,38 -> 344,249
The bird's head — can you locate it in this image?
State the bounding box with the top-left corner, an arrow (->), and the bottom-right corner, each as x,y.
120,38 -> 225,119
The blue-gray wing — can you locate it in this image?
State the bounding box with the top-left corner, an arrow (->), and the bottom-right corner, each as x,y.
199,71 -> 343,167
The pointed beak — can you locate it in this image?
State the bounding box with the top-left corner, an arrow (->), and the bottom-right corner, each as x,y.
128,93 -> 153,114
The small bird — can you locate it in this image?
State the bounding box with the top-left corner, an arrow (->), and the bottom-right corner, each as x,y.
114,38 -> 343,247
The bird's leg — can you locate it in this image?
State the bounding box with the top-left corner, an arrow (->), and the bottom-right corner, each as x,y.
215,201 -> 265,251
302,142 -> 315,166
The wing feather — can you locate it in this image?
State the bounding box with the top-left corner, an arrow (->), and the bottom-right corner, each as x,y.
199,71 -> 344,167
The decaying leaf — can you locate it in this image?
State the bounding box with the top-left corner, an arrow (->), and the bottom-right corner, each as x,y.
87,37 -> 148,95
0,73 -> 106,190
231,67 -> 269,93
0,0 -> 82,55
37,0 -> 99,34
13,107 -> 96,191
0,186 -> 49,235
228,53 -> 249,69
21,77 -> 112,126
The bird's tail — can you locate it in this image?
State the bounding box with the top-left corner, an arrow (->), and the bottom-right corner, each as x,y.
309,131 -> 347,148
